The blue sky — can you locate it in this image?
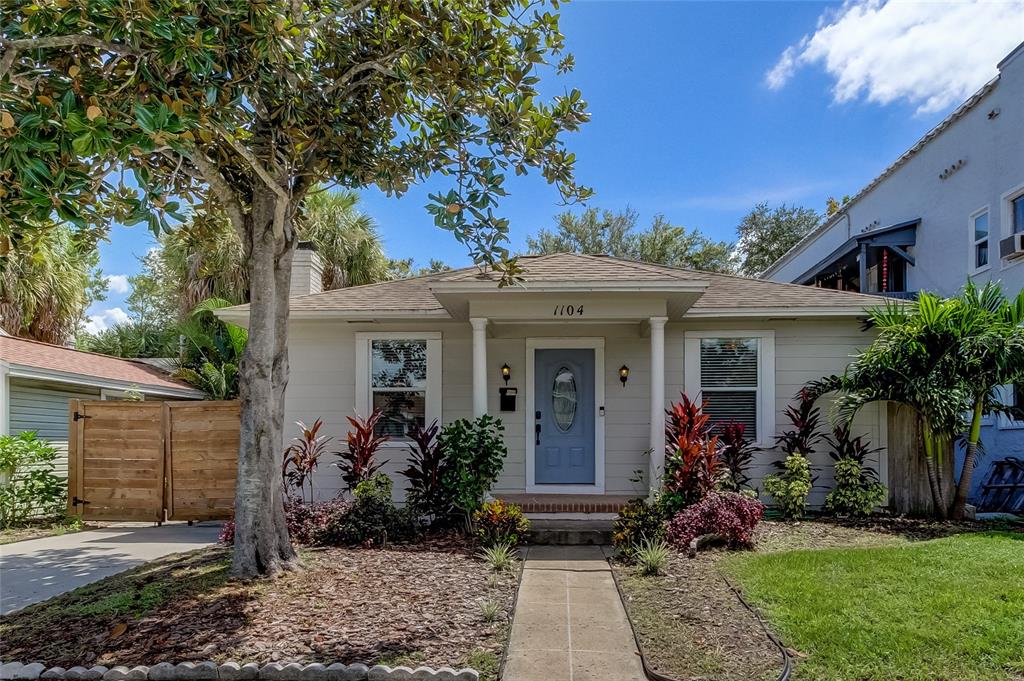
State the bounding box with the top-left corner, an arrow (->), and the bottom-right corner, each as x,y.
86,0 -> 1024,331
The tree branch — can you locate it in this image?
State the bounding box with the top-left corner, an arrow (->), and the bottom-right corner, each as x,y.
325,48 -> 405,96
188,147 -> 248,238
0,35 -> 142,81
311,0 -> 374,33
213,125 -> 290,201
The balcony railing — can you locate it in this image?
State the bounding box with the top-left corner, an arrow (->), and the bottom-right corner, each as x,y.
871,290 -> 918,300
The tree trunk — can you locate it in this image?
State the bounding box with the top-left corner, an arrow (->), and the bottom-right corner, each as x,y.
921,424 -> 947,519
951,397 -> 985,520
230,190 -> 299,579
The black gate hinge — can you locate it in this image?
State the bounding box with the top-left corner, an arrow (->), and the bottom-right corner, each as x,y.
71,496 -> 91,506
73,411 -> 92,421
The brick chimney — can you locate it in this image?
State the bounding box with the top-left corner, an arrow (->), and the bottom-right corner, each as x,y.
290,241 -> 323,297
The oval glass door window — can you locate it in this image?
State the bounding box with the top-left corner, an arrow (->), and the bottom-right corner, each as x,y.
552,366 -> 577,431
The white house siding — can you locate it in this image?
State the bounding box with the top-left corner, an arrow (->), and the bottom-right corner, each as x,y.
8,379 -> 101,481
287,316 -> 883,507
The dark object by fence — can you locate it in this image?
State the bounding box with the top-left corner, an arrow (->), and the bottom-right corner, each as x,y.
978,457 -> 1024,513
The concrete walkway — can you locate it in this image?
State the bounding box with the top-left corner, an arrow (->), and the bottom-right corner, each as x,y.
0,522 -> 222,615
503,546 -> 645,681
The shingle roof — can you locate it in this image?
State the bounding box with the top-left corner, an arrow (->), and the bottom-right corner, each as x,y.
0,335 -> 200,393
255,253 -> 883,317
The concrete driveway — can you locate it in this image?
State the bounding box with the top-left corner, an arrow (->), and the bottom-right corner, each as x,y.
0,522 -> 222,615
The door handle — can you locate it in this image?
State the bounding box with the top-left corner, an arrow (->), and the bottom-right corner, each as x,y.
535,423 -> 541,445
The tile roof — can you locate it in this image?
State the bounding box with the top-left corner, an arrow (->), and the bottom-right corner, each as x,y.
259,253 -> 883,317
0,335 -> 199,393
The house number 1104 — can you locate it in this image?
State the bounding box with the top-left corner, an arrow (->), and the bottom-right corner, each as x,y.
553,304 -> 583,316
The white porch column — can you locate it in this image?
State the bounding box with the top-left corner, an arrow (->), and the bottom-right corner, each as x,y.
470,317 -> 489,417
649,316 -> 668,496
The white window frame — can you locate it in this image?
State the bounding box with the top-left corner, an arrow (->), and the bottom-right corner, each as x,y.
997,383 -> 1024,430
1000,181 -> 1024,269
684,330 -> 776,447
355,332 -> 442,447
968,206 -> 991,275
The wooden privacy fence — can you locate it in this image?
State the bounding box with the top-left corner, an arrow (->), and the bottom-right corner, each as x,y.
67,399 -> 240,523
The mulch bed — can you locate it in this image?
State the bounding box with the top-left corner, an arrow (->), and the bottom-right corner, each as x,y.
0,536 -> 517,676
612,517 -> 1021,681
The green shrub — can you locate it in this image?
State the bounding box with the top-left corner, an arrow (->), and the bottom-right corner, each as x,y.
0,432 -> 65,529
825,457 -> 887,517
478,541 -> 517,572
318,474 -> 417,546
612,498 -> 666,561
763,453 -> 812,519
474,499 -> 529,546
438,415 -> 507,522
634,538 -> 671,576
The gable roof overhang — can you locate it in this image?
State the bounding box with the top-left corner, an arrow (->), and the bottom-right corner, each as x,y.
429,279 -> 709,321
793,219 -> 919,285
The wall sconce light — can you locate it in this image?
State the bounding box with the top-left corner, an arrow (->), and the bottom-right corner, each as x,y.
501,363 -> 511,385
619,365 -> 629,386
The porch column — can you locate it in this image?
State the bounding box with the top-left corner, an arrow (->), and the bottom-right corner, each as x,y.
649,316 -> 668,496
470,317 -> 488,417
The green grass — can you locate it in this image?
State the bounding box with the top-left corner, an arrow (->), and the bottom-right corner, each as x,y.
723,532 -> 1024,681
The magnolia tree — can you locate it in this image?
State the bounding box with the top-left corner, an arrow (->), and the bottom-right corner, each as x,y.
1,0 -> 590,577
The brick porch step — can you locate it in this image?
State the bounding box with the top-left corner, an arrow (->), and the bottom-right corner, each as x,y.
496,493 -> 634,514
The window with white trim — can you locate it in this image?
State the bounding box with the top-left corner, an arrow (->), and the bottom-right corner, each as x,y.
684,331 -> 775,445
355,333 -> 441,441
971,210 -> 989,271
998,383 -> 1024,430
1013,195 -> 1024,235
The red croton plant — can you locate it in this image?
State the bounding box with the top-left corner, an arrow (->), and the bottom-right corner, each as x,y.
662,393 -> 724,514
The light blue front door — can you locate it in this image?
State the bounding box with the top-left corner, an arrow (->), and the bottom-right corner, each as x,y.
534,348 -> 595,485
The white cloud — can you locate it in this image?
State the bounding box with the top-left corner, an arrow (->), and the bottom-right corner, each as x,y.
106,274 -> 130,295
767,0 -> 1024,113
84,307 -> 130,335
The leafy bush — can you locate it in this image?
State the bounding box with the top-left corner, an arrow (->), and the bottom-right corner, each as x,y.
399,421 -> 452,520
438,415 -> 507,521
219,497 -> 351,545
319,473 -> 417,547
0,432 -> 65,528
774,388 -> 822,457
612,498 -> 666,560
334,410 -> 389,491
478,541 -> 517,572
282,418 -> 331,503
662,394 -> 722,515
474,499 -> 529,546
763,454 -> 812,519
823,426 -> 887,516
634,538 -> 671,576
666,491 -> 764,550
717,422 -> 757,492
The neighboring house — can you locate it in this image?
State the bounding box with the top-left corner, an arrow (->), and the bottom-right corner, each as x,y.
219,250 -> 892,510
762,41 -> 1024,504
0,336 -> 203,480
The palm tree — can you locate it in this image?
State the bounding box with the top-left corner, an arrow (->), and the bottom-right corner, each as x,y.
301,189 -> 390,288
949,282 -> 1024,519
816,284 -> 1024,519
173,298 -> 248,400
0,226 -> 104,344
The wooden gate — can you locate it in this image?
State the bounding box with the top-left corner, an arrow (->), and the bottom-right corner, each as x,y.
68,399 -> 239,522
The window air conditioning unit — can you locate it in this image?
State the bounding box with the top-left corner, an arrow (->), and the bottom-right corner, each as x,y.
1000,233 -> 1024,260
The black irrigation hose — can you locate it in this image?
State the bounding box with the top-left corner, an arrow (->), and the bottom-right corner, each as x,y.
608,553 -> 792,681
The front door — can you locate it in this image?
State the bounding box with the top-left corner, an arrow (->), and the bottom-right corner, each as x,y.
534,348 -> 595,485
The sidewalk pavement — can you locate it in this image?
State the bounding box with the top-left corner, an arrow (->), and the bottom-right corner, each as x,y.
503,545 -> 646,681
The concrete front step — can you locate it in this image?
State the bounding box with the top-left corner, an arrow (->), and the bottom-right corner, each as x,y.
527,518 -> 614,545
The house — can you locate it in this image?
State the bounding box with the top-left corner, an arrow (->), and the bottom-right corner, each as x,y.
0,335 -> 203,480
219,249 -> 892,510
762,41 -> 1024,503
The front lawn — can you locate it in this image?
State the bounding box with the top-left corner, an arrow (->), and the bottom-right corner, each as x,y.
0,540 -> 517,679
724,530 -> 1024,681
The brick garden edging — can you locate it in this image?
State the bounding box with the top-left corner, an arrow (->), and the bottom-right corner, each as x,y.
0,662 -> 478,681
